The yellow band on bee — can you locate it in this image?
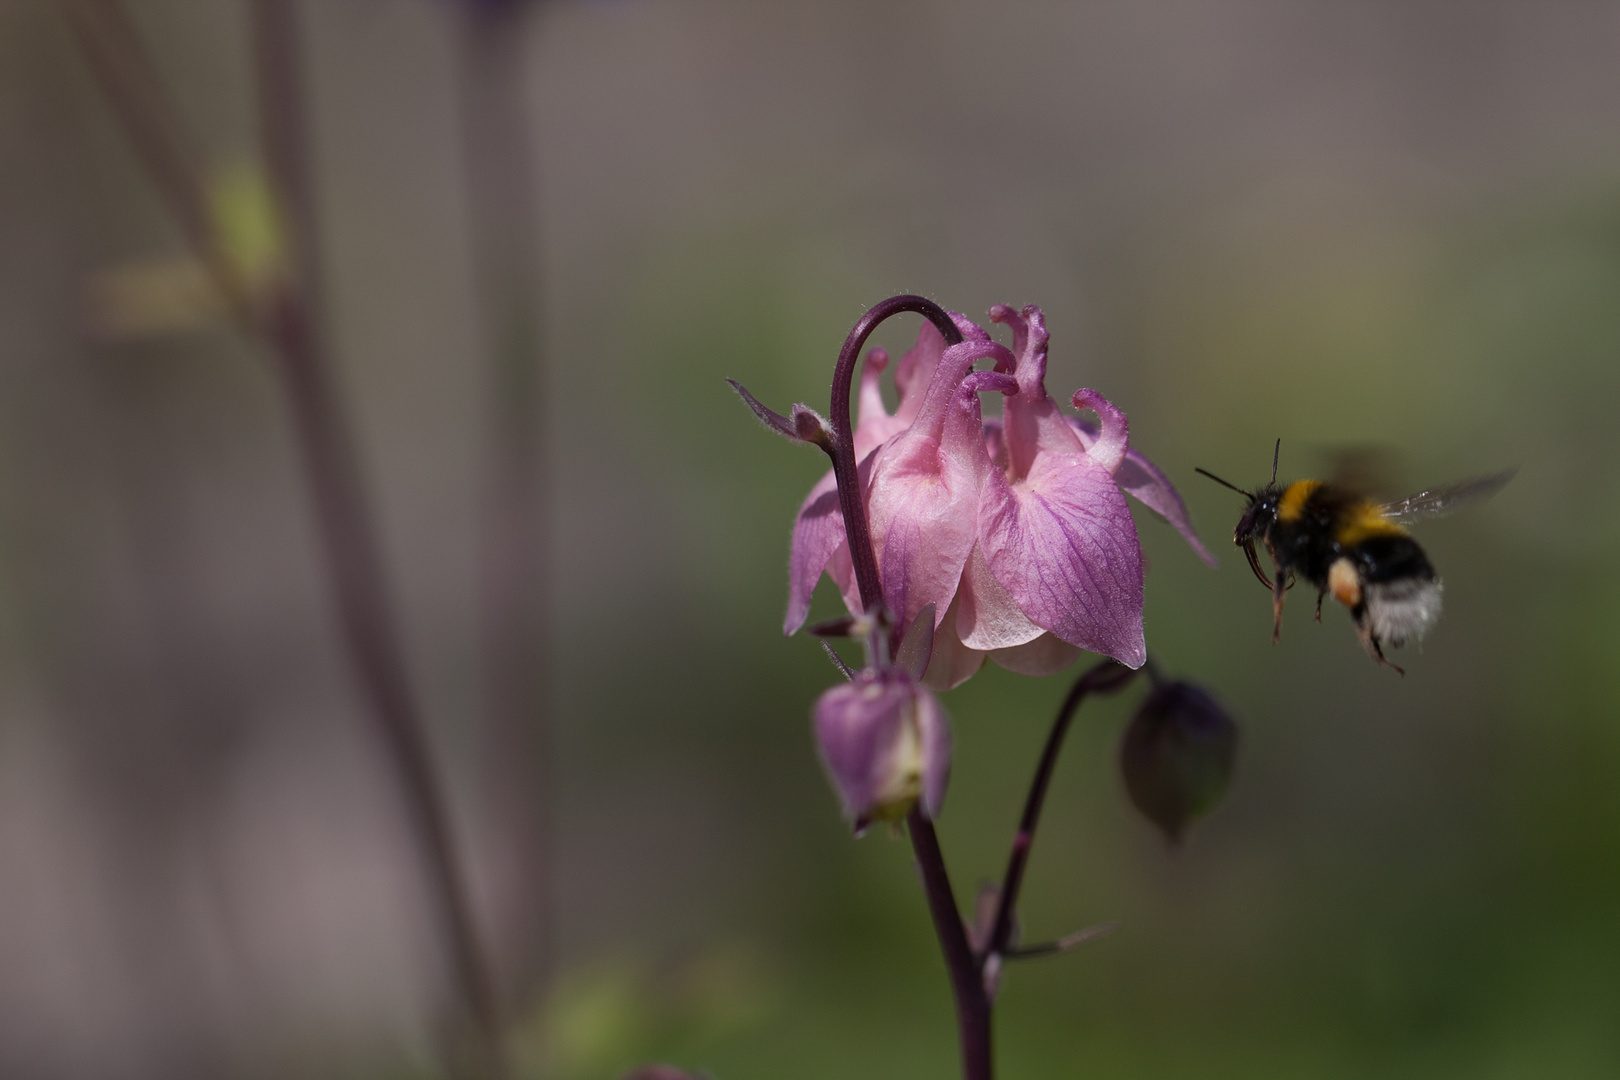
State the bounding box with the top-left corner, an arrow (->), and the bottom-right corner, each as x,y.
1277,480 -> 1321,523
1334,502 -> 1407,547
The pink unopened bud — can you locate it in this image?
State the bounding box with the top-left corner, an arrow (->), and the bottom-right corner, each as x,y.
813,668 -> 951,832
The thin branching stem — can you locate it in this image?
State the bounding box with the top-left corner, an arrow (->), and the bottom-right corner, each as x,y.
982,660 -> 1137,969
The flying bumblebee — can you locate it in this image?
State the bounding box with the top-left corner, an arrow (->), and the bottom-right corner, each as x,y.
1197,442 -> 1515,673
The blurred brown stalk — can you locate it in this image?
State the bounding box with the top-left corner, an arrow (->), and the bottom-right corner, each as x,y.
59,1 -> 516,1076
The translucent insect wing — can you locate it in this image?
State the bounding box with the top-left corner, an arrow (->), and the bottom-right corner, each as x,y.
1378,467 -> 1517,525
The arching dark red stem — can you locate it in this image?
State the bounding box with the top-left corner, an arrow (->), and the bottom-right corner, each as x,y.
828,296 -> 963,615
828,297 -> 979,1077
983,660 -> 1138,968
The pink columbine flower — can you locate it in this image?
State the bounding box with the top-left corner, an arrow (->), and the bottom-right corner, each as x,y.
813,666 -> 951,831
786,304 -> 1213,688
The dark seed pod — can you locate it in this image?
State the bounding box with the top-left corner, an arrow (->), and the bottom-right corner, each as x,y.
1120,681 -> 1237,843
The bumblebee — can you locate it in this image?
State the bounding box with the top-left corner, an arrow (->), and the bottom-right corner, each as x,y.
1198,442 -> 1514,673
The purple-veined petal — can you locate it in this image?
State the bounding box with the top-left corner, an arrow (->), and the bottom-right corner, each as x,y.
1071,388 -> 1128,475
916,687 -> 952,819
955,542 -> 1045,651
785,468 -> 843,635
990,633 -> 1083,677
867,351 -> 1013,633
896,603 -> 937,681
922,592 -> 988,690
894,321 -> 944,425
978,447 -> 1147,668
854,347 -> 909,458
991,304 -> 1084,479
1068,417 -> 1217,567
856,347 -> 890,429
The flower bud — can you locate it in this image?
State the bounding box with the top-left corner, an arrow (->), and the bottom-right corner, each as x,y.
1119,681 -> 1237,843
813,668 -> 951,833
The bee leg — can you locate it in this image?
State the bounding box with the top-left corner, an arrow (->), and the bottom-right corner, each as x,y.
1271,568 -> 1288,644
1315,588 -> 1326,622
1353,611 -> 1405,676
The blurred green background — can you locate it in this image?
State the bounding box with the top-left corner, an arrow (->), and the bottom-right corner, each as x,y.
2,2 -> 1618,1078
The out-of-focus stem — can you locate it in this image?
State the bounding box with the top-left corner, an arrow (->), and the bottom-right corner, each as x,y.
59,0 -> 256,324
246,5 -> 508,1076
64,2 -> 508,1076
453,0 -> 552,1013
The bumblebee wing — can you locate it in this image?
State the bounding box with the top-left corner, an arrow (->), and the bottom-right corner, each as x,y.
1378,467 -> 1517,525
1323,444 -> 1400,500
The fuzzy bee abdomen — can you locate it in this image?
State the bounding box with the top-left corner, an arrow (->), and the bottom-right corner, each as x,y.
1350,533 -> 1442,646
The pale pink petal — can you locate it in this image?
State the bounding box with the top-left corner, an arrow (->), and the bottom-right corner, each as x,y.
923,592 -> 988,690
826,541 -> 860,617
982,417 -> 1010,473
853,347 -> 910,460
785,468 -> 844,634
990,634 -> 1083,677
955,542 -> 1045,651
916,688 -> 952,819
856,347 -> 890,430
893,321 -> 945,425
1068,417 -> 1217,567
990,304 -> 1084,479
867,351 -> 1013,632
979,448 -> 1147,668
896,603 -> 937,681
1070,388 -> 1128,475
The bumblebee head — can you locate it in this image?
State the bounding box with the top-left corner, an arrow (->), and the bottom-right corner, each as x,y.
1196,440 -> 1284,590
1233,487 -> 1280,545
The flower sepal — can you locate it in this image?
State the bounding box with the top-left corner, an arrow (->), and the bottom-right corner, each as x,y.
726,377 -> 833,452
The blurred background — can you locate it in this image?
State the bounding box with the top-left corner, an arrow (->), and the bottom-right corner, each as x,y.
2,1 -> 1619,1077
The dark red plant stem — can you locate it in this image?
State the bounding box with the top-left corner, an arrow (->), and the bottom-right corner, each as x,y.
828,295 -> 962,614
248,5 -> 507,1078
982,660 -> 1137,967
908,808 -> 993,1080
827,297 -> 982,1078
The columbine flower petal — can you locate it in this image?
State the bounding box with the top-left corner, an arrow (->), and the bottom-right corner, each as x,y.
784,338 -> 947,634
972,304 -> 1146,668
785,470 -> 844,635
1068,416 -> 1217,567
922,593 -> 989,690
955,542 -> 1045,651
767,298 -> 1203,686
978,441 -> 1146,667
988,635 -> 1083,677
866,345 -> 1015,635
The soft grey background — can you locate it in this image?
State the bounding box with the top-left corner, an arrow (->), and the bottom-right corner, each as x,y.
1,2 -> 1618,1077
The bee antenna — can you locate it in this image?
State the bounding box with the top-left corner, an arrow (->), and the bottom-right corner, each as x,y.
1271,438 -> 1281,485
1195,467 -> 1252,499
